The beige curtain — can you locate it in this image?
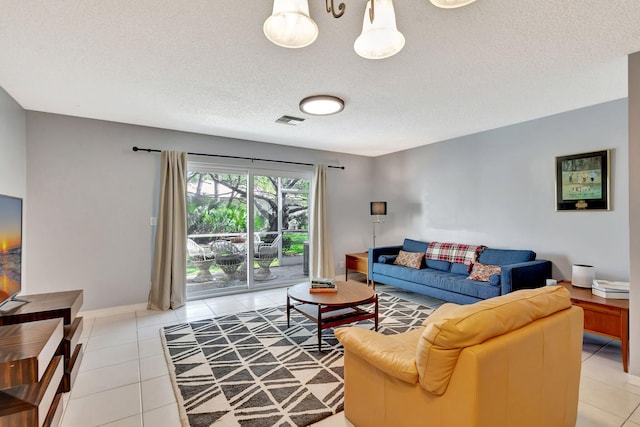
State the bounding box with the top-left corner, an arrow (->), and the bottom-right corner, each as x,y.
310,164 -> 335,279
148,151 -> 187,311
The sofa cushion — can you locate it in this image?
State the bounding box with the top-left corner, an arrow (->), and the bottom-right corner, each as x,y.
425,259 -> 450,272
450,262 -> 470,275
414,286 -> 572,395
478,248 -> 535,266
402,238 -> 429,253
467,262 -> 501,282
394,251 -> 424,269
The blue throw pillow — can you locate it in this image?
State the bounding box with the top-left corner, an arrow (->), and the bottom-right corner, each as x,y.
489,274 -> 501,286
378,255 -> 397,264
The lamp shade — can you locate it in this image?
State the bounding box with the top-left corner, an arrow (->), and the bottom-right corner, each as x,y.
370,201 -> 387,216
354,0 -> 405,59
263,0 -> 318,48
572,264 -> 595,288
430,0 -> 478,9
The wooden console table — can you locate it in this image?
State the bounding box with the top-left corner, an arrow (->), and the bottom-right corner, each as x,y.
345,252 -> 369,284
0,290 -> 84,426
558,281 -> 629,372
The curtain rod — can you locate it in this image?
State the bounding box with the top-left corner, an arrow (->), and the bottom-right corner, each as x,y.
132,146 -> 345,170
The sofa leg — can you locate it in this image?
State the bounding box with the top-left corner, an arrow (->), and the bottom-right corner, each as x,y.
371,280 -> 376,291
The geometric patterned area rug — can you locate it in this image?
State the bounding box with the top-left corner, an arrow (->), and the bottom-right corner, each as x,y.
161,292 -> 435,427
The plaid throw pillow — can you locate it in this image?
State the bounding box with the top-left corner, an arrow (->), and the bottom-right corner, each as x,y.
393,250 -> 424,269
467,262 -> 501,282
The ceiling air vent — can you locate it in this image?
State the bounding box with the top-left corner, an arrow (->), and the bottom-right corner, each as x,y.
276,115 -> 305,126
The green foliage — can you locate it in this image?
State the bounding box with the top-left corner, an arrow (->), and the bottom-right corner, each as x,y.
187,194 -> 247,235
187,171 -> 310,241
283,233 -> 308,256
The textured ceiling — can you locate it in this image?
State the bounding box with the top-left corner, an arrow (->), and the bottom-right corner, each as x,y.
1,1 -> 640,157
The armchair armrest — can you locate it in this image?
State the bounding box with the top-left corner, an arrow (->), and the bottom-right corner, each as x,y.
368,245 -> 403,276
334,327 -> 419,384
500,260 -> 552,294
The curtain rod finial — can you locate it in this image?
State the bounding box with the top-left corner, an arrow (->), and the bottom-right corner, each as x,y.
132,146 -> 139,152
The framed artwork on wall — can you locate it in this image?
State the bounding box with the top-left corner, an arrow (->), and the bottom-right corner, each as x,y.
555,149 -> 610,211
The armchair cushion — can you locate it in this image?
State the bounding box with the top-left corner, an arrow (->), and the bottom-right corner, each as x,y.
415,286 -> 572,395
334,327 -> 422,384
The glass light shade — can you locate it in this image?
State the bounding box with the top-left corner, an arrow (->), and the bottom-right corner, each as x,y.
430,0 -> 478,8
354,0 -> 405,59
263,0 -> 318,48
370,201 -> 387,216
299,95 -> 344,115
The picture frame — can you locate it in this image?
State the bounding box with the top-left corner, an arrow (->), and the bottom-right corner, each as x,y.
555,149 -> 610,211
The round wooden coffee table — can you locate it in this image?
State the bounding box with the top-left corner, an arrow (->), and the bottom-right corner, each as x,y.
287,280 -> 378,351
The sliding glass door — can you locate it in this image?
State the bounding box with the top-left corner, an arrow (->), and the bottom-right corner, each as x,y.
186,165 -> 309,299
253,175 -> 309,287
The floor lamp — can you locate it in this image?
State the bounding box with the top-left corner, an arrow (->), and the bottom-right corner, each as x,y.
370,201 -> 387,249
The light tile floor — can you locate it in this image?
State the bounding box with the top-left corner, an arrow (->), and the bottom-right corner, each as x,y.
61,284 -> 640,427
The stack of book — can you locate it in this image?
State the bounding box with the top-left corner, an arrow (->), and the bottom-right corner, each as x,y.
592,280 -> 630,299
309,278 -> 337,293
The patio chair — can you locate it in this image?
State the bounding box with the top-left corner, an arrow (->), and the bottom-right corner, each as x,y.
211,240 -> 244,283
187,238 -> 215,282
254,235 -> 281,280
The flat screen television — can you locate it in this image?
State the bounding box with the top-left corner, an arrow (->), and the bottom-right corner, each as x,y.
0,193 -> 22,308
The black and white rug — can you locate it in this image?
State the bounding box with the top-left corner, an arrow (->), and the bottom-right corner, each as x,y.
161,292 -> 434,427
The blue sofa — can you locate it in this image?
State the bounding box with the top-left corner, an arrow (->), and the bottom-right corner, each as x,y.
369,239 -> 552,305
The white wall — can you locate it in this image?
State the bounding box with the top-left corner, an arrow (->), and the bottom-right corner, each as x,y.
0,88 -> 26,198
0,88 -> 27,291
25,112 -> 374,310
372,99 -> 629,282
628,52 -> 640,375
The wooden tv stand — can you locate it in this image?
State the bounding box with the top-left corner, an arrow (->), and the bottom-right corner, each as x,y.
0,290 -> 84,426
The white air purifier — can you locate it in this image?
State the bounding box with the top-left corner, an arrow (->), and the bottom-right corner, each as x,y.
572,264 -> 595,288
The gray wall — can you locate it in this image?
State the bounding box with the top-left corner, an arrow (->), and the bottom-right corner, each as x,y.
0,88 -> 27,290
372,99 -> 629,282
25,112 -> 374,310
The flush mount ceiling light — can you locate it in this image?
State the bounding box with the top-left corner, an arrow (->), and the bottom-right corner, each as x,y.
299,95 -> 345,115
264,0 -> 477,59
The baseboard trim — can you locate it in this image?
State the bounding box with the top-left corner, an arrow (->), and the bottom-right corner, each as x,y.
628,373 -> 640,387
79,302 -> 148,319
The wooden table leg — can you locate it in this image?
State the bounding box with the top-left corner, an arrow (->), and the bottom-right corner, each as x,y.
345,254 -> 349,281
374,296 -> 379,331
317,305 -> 322,352
622,309 -> 629,372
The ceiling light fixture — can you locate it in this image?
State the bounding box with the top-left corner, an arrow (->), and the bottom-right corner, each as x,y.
264,0 -> 477,59
299,95 -> 345,115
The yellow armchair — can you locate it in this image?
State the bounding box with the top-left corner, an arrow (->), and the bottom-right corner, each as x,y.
335,286 -> 583,427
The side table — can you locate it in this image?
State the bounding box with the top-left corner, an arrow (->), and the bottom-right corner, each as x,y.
0,290 -> 84,392
345,252 -> 369,285
558,280 -> 629,372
